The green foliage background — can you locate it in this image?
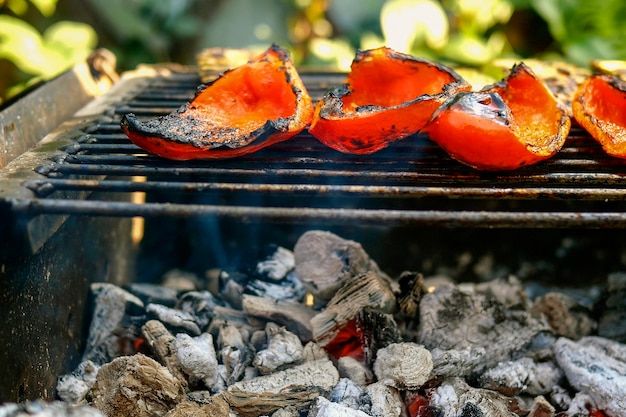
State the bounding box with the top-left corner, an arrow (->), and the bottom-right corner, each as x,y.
1,0 -> 625,104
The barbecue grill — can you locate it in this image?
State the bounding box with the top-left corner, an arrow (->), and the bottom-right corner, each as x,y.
2,52 -> 626,403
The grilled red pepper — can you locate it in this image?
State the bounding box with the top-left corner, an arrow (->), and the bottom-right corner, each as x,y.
423,63 -> 571,171
121,45 -> 313,160
308,47 -> 471,154
573,74 -> 626,158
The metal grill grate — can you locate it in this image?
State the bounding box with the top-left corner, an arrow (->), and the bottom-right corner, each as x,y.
3,69 -> 626,232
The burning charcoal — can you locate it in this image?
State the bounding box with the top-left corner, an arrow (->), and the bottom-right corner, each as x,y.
373,342 -> 433,389
0,400 -> 105,417
337,356 -> 374,387
256,246 -> 296,281
163,398 -> 230,417
596,272 -> 626,342
86,354 -> 185,417
478,357 -> 564,396
253,323 -> 304,374
141,320 -> 188,388
365,382 -> 406,417
428,377 -> 518,417
146,303 -> 201,336
177,291 -> 224,331
125,283 -> 179,308
553,337 -> 626,416
527,396 -> 556,417
417,282 -> 552,374
242,294 -> 316,341
293,230 -> 391,303
175,333 -> 219,388
531,292 -> 595,339
307,396 -> 371,417
245,271 -> 306,302
329,378 -> 368,411
56,360 -> 100,404
82,283 -> 144,365
311,271 -> 396,348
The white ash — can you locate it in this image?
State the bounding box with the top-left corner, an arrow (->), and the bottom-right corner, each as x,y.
373,342 -> 432,389
301,341 -> 330,363
293,230 -> 390,303
579,335 -> 626,362
82,283 -> 144,365
272,405 -> 300,417
430,346 -> 486,378
253,324 -> 303,374
478,357 -> 564,396
56,360 -> 100,405
0,400 -> 104,417
126,283 -> 179,307
246,271 -> 305,302
567,392 -> 599,416
417,281 -> 552,374
163,398 -> 230,417
146,303 -> 201,336
175,333 -> 219,388
306,396 -> 371,417
329,378 -> 368,412
365,382 -> 406,417
337,356 -> 374,387
227,358 -> 339,396
554,336 -> 626,416
256,246 -> 295,281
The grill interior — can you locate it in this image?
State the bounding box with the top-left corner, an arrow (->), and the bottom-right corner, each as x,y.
3,68 -> 626,237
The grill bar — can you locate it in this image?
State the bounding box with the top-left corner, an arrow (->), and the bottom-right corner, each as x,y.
2,68 -> 626,230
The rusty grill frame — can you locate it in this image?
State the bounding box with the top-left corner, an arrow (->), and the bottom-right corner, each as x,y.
2,67 -> 626,249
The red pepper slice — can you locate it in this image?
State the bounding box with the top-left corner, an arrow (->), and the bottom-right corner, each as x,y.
308,47 -> 471,154
121,45 -> 313,160
572,74 -> 626,158
423,63 -> 571,171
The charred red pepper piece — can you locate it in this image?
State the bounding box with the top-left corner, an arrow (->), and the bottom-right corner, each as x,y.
121,45 -> 313,160
573,74 -> 626,158
308,46 -> 471,154
423,63 -> 571,171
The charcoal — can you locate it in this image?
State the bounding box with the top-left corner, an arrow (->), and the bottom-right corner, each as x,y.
86,354 -> 185,417
161,269 -> 200,292
125,283 -> 179,308
300,341 -> 330,363
177,290 -> 224,331
215,324 -> 254,385
56,360 -> 100,404
245,271 -> 305,302
271,405 -> 300,417
596,272 -> 626,342
417,281 -> 552,374
428,377 -> 518,417
163,398 -> 230,417
146,303 -> 201,336
527,396 -> 555,417
307,396 -> 371,417
431,347 -> 486,378
329,378 -> 367,411
82,283 -> 144,365
532,292 -> 595,339
337,356 -> 374,387
252,323 -> 303,374
141,320 -> 188,388
242,294 -> 315,341
553,336 -> 626,416
0,400 -> 104,417
293,230 -> 391,303
175,333 -> 219,388
478,357 -> 563,396
365,382 -> 405,417
373,342 -> 433,389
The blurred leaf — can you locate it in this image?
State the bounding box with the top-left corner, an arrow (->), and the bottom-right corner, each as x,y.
29,0 -> 58,17
44,21 -> 98,63
7,0 -> 28,15
381,0 -> 448,53
0,15 -> 57,75
307,37 -> 355,70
